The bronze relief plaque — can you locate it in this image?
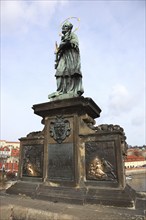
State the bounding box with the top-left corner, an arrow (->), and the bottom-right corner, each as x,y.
22,145 -> 44,177
48,143 -> 74,181
85,141 -> 117,181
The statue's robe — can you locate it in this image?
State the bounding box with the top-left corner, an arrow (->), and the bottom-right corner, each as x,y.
55,32 -> 84,96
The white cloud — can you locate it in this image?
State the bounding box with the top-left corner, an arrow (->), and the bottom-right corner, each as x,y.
108,84 -> 134,116
1,1 -> 26,33
1,0 -> 68,35
131,113 -> 145,126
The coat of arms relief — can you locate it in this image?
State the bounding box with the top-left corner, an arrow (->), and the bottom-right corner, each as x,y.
50,115 -> 71,144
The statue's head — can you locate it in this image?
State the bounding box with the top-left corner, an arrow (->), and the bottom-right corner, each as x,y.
92,156 -> 101,165
62,21 -> 73,34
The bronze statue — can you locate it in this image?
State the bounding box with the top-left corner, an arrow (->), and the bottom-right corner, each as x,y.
54,19 -> 84,97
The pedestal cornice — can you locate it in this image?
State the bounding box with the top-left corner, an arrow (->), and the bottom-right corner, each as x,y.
32,96 -> 101,119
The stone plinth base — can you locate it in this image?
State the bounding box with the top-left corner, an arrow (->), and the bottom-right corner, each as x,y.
7,181 -> 136,207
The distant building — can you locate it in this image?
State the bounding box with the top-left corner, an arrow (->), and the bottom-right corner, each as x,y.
125,155 -> 146,168
0,140 -> 20,172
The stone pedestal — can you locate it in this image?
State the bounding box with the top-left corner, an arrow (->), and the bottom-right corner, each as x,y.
7,97 -> 136,207
32,96 -> 101,187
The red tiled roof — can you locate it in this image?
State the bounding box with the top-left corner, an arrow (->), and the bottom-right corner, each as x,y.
125,155 -> 145,162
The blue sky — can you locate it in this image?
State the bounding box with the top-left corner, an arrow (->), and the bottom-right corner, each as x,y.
1,0 -> 145,146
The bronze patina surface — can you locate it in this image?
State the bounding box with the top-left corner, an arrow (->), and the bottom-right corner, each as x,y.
49,20 -> 84,100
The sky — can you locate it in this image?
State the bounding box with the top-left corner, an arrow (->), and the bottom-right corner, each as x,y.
1,0 -> 145,146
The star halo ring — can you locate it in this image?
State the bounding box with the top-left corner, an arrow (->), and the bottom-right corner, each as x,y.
59,17 -> 80,36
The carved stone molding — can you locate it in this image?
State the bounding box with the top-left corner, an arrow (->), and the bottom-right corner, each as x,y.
95,124 -> 124,133
26,130 -> 44,139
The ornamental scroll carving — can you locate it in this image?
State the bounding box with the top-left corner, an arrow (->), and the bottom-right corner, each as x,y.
50,115 -> 71,144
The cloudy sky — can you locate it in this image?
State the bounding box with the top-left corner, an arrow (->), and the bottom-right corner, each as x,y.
1,0 -> 145,146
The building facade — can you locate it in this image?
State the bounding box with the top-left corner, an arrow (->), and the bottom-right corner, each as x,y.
125,147 -> 146,168
0,140 -> 20,173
